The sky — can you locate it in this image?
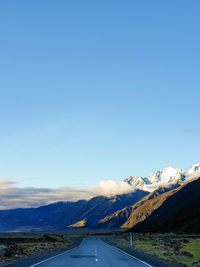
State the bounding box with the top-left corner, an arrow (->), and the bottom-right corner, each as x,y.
0,0 -> 200,192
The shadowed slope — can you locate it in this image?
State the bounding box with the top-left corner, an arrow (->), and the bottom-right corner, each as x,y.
97,186 -> 177,229
97,178 -> 200,233
131,177 -> 200,233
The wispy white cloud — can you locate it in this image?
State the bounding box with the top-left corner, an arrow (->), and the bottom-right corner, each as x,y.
184,128 -> 200,136
0,178 -> 134,210
90,180 -> 134,196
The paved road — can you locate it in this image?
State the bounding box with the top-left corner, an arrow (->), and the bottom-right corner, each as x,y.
27,237 -> 152,267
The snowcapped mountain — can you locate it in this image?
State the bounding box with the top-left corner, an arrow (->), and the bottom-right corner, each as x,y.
187,161 -> 200,175
124,162 -> 200,192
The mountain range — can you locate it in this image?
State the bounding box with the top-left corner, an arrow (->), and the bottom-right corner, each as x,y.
0,162 -> 199,233
0,190 -> 148,232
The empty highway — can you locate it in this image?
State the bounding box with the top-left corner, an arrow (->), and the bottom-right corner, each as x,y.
27,237 -> 152,267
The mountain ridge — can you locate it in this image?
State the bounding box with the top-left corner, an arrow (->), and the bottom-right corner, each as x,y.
0,161 -> 199,232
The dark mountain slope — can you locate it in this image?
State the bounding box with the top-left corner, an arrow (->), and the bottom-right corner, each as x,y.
96,186 -> 177,229
130,177 -> 200,233
65,189 -> 148,228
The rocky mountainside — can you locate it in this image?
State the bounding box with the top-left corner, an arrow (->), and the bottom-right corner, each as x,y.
96,185 -> 178,229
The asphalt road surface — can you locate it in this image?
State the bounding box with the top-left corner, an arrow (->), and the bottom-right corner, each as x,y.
27,237 -> 152,267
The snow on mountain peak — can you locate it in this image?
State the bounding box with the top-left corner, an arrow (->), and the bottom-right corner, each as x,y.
147,167 -> 183,184
187,161 -> 200,174
124,176 -> 150,188
123,162 -> 200,192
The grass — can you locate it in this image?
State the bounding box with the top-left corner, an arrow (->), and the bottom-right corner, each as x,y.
0,233 -> 81,264
179,238 -> 200,266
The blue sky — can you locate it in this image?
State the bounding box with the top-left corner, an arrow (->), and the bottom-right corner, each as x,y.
0,0 -> 199,189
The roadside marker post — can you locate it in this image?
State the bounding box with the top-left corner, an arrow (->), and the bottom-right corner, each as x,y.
130,232 -> 133,248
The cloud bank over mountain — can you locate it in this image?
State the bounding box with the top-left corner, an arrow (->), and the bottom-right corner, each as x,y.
0,179 -> 134,209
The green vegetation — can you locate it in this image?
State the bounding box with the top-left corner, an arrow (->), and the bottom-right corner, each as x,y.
0,233 -> 81,264
105,233 -> 200,266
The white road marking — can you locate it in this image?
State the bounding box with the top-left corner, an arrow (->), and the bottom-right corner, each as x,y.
95,247 -> 97,256
29,247 -> 75,267
105,242 -> 153,267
